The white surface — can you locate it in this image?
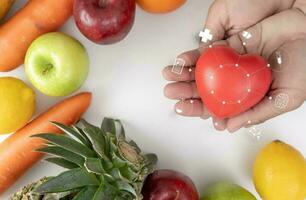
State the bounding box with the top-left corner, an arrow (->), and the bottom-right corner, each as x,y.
1,0 -> 305,199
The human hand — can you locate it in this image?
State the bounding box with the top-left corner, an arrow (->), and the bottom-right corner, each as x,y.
163,0 -> 306,132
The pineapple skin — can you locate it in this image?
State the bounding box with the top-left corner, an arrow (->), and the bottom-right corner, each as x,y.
10,177 -> 49,200
11,177 -> 75,200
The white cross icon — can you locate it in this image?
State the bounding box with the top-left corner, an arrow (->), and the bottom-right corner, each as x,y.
199,29 -> 213,43
242,31 -> 252,40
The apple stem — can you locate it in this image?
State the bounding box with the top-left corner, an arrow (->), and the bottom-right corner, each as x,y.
98,0 -> 107,8
43,63 -> 53,75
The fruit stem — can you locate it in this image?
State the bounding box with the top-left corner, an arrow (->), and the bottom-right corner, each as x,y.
98,0 -> 108,8
42,63 -> 53,75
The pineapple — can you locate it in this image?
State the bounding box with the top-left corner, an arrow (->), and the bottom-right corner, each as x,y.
11,118 -> 157,200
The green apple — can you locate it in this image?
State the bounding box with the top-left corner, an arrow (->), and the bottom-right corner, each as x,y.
201,182 -> 257,200
25,32 -> 89,96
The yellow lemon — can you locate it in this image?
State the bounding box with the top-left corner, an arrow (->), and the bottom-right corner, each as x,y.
0,0 -> 15,21
253,140 -> 306,200
0,77 -> 35,134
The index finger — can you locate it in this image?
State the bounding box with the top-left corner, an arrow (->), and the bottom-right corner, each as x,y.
200,0 -> 227,44
177,49 -> 201,67
163,49 -> 200,81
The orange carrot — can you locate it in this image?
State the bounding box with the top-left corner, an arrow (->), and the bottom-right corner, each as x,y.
0,0 -> 73,72
0,92 -> 92,194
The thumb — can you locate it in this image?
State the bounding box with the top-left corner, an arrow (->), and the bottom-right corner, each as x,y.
225,9 -> 306,57
202,0 -> 286,44
226,90 -> 303,132
201,0 -> 227,43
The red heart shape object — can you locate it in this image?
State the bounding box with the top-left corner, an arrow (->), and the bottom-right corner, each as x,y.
195,45 -> 272,119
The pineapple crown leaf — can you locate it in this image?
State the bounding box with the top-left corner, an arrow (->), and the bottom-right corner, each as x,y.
84,157 -> 105,175
45,157 -> 79,169
34,168 -> 99,194
30,118 -> 158,200
72,186 -> 97,200
114,181 -> 138,196
118,141 -> 143,165
36,146 -> 85,167
79,119 -> 109,160
128,140 -> 141,153
101,117 -> 117,135
143,153 -> 158,167
51,121 -> 92,148
71,124 -> 93,146
102,118 -> 126,140
33,133 -> 96,158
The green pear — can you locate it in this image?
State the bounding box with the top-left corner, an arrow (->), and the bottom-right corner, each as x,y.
201,182 -> 257,200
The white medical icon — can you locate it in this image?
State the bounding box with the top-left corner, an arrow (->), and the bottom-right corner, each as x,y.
248,126 -> 262,140
242,31 -> 252,40
172,58 -> 186,75
199,29 -> 213,43
274,93 -> 289,109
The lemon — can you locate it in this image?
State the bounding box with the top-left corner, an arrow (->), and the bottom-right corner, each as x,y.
253,140 -> 306,200
0,77 -> 35,134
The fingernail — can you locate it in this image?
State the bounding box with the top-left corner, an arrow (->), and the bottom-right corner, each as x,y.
175,101 -> 184,114
162,67 -> 168,77
228,128 -> 238,133
176,108 -> 183,114
163,84 -> 173,97
227,124 -> 241,133
227,119 -> 248,133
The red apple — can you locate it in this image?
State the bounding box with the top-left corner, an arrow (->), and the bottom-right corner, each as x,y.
142,169 -> 199,200
73,0 -> 136,44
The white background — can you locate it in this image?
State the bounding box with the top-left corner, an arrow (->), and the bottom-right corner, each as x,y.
1,0 -> 305,199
